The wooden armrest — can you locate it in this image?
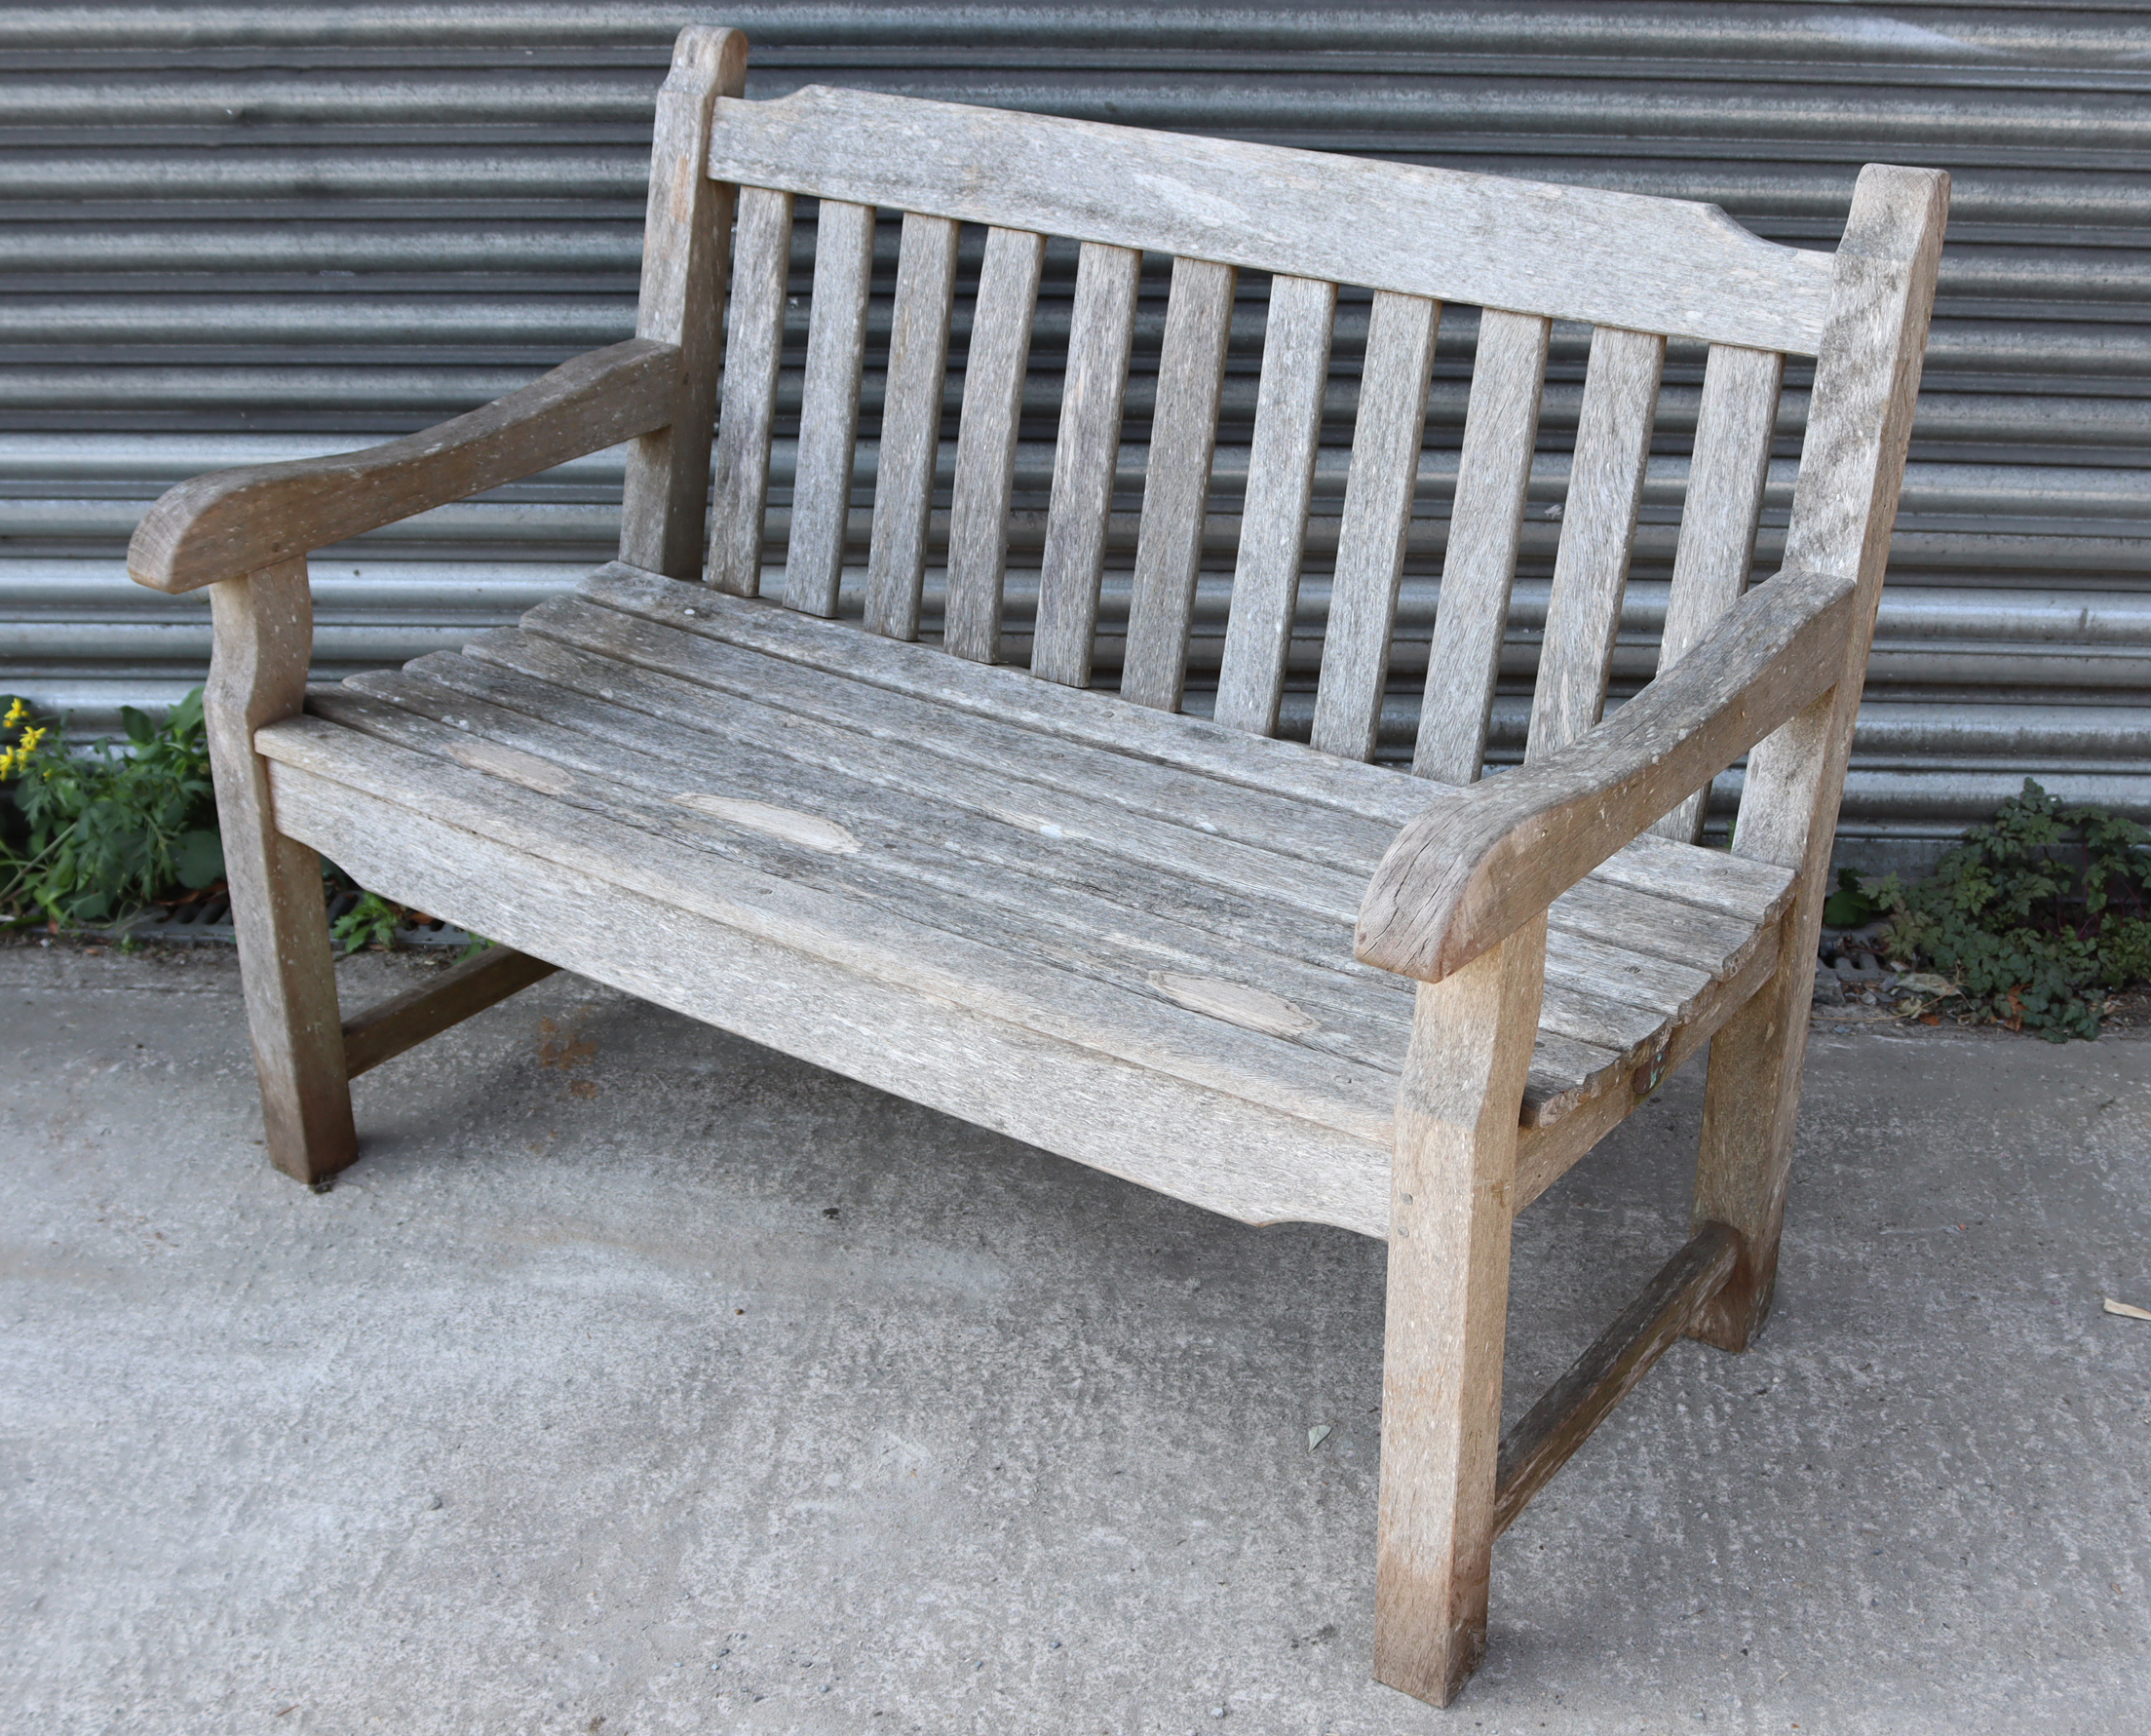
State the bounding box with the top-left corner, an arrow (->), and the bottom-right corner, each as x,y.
127,338 -> 683,595
1355,563 -> 1861,983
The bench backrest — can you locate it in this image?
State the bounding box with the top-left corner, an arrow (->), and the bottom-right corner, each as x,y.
652,43 -> 1938,824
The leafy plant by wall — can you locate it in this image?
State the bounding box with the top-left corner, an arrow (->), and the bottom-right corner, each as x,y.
0,692 -> 225,927
1868,780 -> 2151,1040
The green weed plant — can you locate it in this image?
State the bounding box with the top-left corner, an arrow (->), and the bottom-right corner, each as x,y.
0,692 -> 225,927
1863,779 -> 2151,1041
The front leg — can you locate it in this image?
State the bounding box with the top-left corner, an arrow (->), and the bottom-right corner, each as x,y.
205,559 -> 357,1184
1373,914 -> 1546,1706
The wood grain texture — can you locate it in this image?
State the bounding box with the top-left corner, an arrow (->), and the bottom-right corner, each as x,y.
1652,343 -> 1784,841
1356,562 -> 1858,984
1311,291 -> 1440,762
1491,1223 -> 1738,1536
1211,274 -> 1334,736
943,226 -> 1046,663
258,717 -> 1402,1230
205,561 -> 356,1183
707,185 -> 793,595
1412,310 -> 1550,784
128,341 -> 680,597
618,26 -> 748,581
1032,242 -> 1141,687
341,946 -> 559,1079
1374,915 -> 1545,1708
784,198 -> 878,617
1526,325 -> 1666,762
1694,165 -> 1948,1354
1119,256 -> 1237,711
708,86 -> 1833,351
864,212 -> 959,639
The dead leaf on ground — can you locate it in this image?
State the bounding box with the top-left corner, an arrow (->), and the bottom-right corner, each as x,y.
2103,1297 -> 2151,1321
1307,1423 -> 1332,1452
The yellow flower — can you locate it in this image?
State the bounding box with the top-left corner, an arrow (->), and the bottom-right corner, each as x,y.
2,698 -> 22,727
0,750 -> 13,780
18,725 -> 45,754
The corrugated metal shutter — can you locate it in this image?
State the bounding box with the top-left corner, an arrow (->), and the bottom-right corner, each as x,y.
4,2 -> 2147,872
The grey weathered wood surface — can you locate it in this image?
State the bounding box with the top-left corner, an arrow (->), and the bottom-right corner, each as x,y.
1310,291 -> 1440,763
784,198 -> 877,617
1413,309 -> 1551,784
1032,242 -> 1141,687
205,560 -> 356,1183
1526,325 -> 1667,762
1374,915 -> 1544,1706
129,340 -> 679,595
127,49 -> 1947,1711
943,226 -> 1046,664
1651,343 -> 1785,841
341,946 -> 560,1079
708,85 -> 1834,351
1691,165 -> 1947,1355
1120,257 -> 1237,711
618,26 -> 747,582
864,212 -> 958,640
281,570 -> 1790,1158
706,185 -> 792,596
1211,275 -> 1335,736
1357,561 -> 1859,985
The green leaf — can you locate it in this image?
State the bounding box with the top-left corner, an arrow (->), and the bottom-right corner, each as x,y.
174,828 -> 225,889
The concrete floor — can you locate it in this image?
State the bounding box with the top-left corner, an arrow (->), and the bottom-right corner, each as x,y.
3,941 -> 2148,1736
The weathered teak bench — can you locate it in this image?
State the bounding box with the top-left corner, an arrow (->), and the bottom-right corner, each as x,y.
127,26 -> 1945,1707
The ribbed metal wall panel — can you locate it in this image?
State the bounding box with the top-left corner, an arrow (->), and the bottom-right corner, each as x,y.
3,2 -> 2147,869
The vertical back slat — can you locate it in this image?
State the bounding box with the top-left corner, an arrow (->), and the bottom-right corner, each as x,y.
1309,289 -> 1441,762
618,26 -> 748,581
1032,242 -> 1142,687
1119,257 -> 1237,711
1524,325 -> 1667,761
784,200 -> 877,617
1411,309 -> 1551,784
1211,274 -> 1336,735
1650,343 -> 1785,840
706,185 -> 793,596
942,226 -> 1047,663
864,212 -> 959,640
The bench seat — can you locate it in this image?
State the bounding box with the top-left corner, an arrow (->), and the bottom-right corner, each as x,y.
255,561 -> 1796,1237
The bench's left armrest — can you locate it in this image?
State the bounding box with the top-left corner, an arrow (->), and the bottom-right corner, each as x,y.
1355,563 -> 1861,984
127,337 -> 682,595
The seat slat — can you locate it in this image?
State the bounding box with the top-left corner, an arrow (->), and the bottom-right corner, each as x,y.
318,675 -> 1422,1072
784,199 -> 877,617
261,718 -> 1402,1235
1526,326 -> 1668,761
1310,290 -> 1441,762
1120,257 -> 1237,712
864,212 -> 959,641
504,597 -> 1402,871
1032,242 -> 1142,688
1651,342 -> 1784,842
707,186 -> 793,596
1412,309 -> 1551,784
943,225 -> 1046,664
1211,274 -> 1336,737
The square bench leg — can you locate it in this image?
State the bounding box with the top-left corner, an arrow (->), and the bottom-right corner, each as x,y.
206,562 -> 357,1185
1689,937 -> 1813,1352
1373,915 -> 1545,1707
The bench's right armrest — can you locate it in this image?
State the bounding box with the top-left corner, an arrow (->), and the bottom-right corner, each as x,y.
127,338 -> 683,595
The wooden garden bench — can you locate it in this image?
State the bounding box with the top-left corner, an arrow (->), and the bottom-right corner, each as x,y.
126,27 -> 1945,1708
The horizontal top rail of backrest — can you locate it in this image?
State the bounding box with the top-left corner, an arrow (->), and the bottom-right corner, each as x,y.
705,86 -> 1835,355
